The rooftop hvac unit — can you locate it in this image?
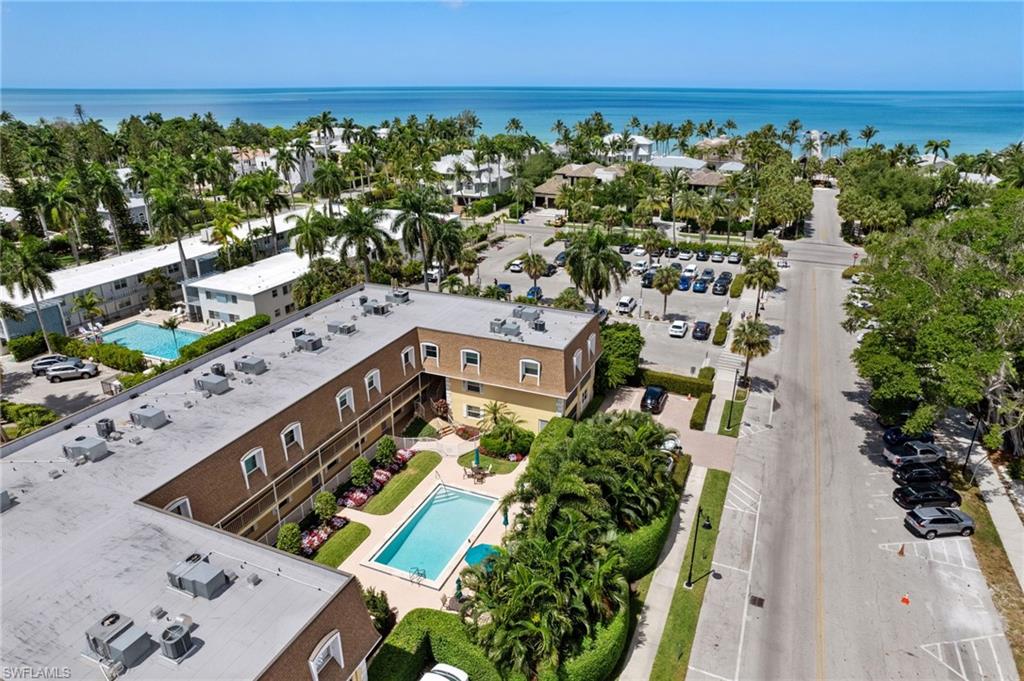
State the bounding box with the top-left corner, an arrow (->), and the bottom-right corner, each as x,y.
0,489 -> 12,513
130,404 -> 168,429
358,295 -> 368,305
63,435 -> 109,463
512,305 -> 525,319
336,322 -> 356,335
160,624 -> 194,661
326,320 -> 352,335
499,321 -> 521,337
294,334 -> 323,352
520,308 -> 541,323
85,612 -> 152,668
361,299 -> 391,316
95,418 -> 116,439
531,319 -> 547,332
291,327 -> 306,339
167,553 -> 229,600
193,373 -> 230,395
233,355 -> 267,375
489,318 -> 505,333
210,363 -> 226,377
385,289 -> 410,305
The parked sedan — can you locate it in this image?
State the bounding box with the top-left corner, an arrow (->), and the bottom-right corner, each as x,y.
665,246 -> 680,258
677,275 -> 693,291
893,462 -> 951,487
679,250 -> 694,261
641,271 -> 655,288
526,286 -> 543,301
712,280 -> 729,295
711,251 -> 725,263
893,483 -> 961,509
883,427 -> 935,449
696,250 -> 710,261
717,271 -> 734,283
904,507 -> 974,540
618,244 -> 634,254
31,354 -> 70,376
632,246 -> 648,257
700,268 -> 716,282
883,441 -> 948,466
542,263 -> 557,277
669,320 -> 689,338
554,251 -> 568,266
641,385 -> 669,414
727,252 -> 742,264
631,260 -> 648,275
692,279 -> 709,293
616,296 -> 637,314
46,359 -> 99,383
692,321 -> 712,340
509,259 -> 524,273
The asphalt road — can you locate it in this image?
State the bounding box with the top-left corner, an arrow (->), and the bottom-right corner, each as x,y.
687,189 -> 1018,681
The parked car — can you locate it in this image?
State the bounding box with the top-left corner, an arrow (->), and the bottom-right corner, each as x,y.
683,264 -> 698,277
883,427 -> 935,449
669,320 -> 689,338
700,268 -> 715,282
651,247 -> 665,258
618,244 -> 633,254
727,252 -> 742,264
46,359 -> 99,383
526,286 -> 543,301
509,259 -> 524,273
904,507 -> 974,539
696,250 -> 710,261
669,262 -> 683,272
420,663 -> 469,681
631,260 -> 648,275
661,435 -> 681,453
632,246 -> 647,257
711,251 -> 725,263
616,296 -> 637,314
712,280 -> 729,295
679,250 -> 694,261
692,279 -> 709,293
31,354 -> 69,376
425,265 -> 442,283
677,275 -> 693,291
665,246 -> 680,258
554,251 -> 567,266
497,283 -> 513,296
641,385 -> 669,414
893,462 -> 951,487
893,483 -> 961,509
542,263 -> 557,277
692,321 -> 712,340
641,271 -> 655,288
883,441 -> 948,466
717,271 -> 734,283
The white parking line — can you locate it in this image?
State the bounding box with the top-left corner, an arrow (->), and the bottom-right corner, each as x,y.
688,666 -> 734,681
724,503 -> 757,515
732,480 -> 763,681
878,539 -> 982,572
712,560 -> 750,574
988,636 -> 1006,681
920,633 -> 1007,681
874,516 -> 899,521
970,640 -> 984,679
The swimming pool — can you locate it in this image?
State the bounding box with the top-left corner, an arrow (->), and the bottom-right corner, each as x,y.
367,485 -> 497,587
102,322 -> 204,360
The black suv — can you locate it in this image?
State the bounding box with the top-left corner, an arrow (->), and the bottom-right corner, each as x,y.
696,250 -> 710,261
892,483 -> 962,510
641,271 -> 655,288
712,280 -> 729,295
641,385 -> 669,414
665,246 -> 679,258
893,462 -> 951,487
618,244 -> 633,254
692,321 -> 712,340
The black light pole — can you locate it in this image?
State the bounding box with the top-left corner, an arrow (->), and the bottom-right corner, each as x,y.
685,506 -> 714,588
726,368 -> 740,431
962,416 -> 981,474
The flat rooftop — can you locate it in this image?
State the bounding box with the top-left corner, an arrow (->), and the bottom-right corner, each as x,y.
189,250 -> 311,296
1,285 -> 595,677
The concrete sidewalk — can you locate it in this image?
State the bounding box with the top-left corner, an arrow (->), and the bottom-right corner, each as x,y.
619,465 -> 708,681
975,457 -> 1024,592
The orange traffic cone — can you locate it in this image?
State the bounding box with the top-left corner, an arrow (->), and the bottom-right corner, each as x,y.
897,544 -> 905,557
900,594 -> 910,606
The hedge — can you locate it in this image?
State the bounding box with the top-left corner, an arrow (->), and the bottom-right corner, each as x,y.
841,264 -> 866,279
712,323 -> 728,346
541,602 -> 629,681
530,417 -> 575,456
0,401 -> 59,426
697,366 -> 716,383
8,332 -> 71,361
178,314 -> 271,360
64,338 -> 147,372
729,273 -> 746,298
638,369 -> 713,398
690,392 -> 713,431
618,504 -> 676,580
480,425 -> 534,458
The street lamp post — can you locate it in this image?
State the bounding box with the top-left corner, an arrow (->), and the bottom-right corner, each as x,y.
961,416 -> 981,474
726,368 -> 740,430
685,506 -> 714,588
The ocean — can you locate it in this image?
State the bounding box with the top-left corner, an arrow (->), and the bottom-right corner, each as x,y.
2,87 -> 1021,153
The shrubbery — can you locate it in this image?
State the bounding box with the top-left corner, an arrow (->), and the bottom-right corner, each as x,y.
275,522 -> 302,554
639,369 -> 713,398
178,314 -> 271,360
8,331 -> 71,361
690,392 -> 713,430
375,435 -> 397,467
480,422 -> 534,457
530,417 -> 575,457
730,273 -> 746,298
697,366 -> 716,382
712,310 -> 732,346
465,192 -> 514,217
64,338 -> 146,372
363,587 -> 396,638
597,323 -> 644,393
546,602 -> 629,681
842,264 -> 867,279
313,491 -> 337,524
618,506 -> 676,580
350,457 -> 373,488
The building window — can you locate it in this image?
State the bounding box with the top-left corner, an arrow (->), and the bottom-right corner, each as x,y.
113,278 -> 128,291
461,349 -> 480,372
401,346 -> 416,373
240,448 -> 266,490
364,369 -> 381,398
282,284 -> 289,294
520,359 -> 541,383
573,349 -> 583,375
464,381 -> 482,394
421,342 -> 439,364
587,333 -> 596,357
465,404 -> 483,419
164,497 -> 192,519
118,299 -> 133,310
275,308 -> 281,318
272,288 -> 279,298
280,422 -> 303,459
205,291 -> 213,300
285,303 -> 295,314
336,387 -> 355,419
308,630 -> 344,681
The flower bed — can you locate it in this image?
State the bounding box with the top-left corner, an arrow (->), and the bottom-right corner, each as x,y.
340,449 -> 419,508
455,425 -> 480,440
301,515 -> 349,557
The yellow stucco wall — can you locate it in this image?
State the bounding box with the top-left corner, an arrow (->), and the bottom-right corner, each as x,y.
448,379 -> 561,433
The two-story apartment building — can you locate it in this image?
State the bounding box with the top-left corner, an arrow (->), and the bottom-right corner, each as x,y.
433,150 -> 512,206
184,250 -> 309,323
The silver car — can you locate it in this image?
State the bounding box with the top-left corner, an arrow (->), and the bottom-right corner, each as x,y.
904,507 -> 974,539
46,359 -> 99,383
883,440 -> 947,467
31,354 -> 69,376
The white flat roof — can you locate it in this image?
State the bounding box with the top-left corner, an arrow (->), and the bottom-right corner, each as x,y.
190,250 -> 311,296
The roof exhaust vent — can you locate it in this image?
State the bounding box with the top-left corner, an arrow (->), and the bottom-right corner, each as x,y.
233,355 -> 267,375
130,404 -> 168,429
193,372 -> 230,395
85,612 -> 152,668
63,435 -> 109,463
210,363 -> 226,377
361,299 -> 392,316
489,318 -> 504,333
96,418 -> 116,439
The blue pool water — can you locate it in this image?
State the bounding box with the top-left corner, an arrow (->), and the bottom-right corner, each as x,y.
371,486 -> 496,581
102,322 -> 204,360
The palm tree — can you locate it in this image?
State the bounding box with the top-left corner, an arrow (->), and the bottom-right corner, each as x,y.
160,316 -> 182,354
731,318 -> 772,383
924,139 -> 951,160
274,145 -> 298,197
147,184 -> 194,278
458,249 -> 479,286
640,228 -> 662,266
0,301 -> 25,322
310,160 -> 346,217
480,401 -> 513,431
72,291 -> 104,330
755,234 -> 784,258
521,252 -> 548,290
90,163 -> 128,255
45,176 -> 83,266
859,125 -> 878,147
427,218 -> 465,274
674,189 -> 702,235
395,186 -> 445,291
744,257 -> 780,320
564,228 -> 628,312
254,170 -> 290,255
333,201 -> 391,281
480,284 -> 509,301
653,267 -> 677,317
209,202 -> 243,267
835,129 -> 851,156
287,208 -> 330,261
0,236 -> 57,353
312,111 -> 338,158
439,274 -> 464,294
661,167 -> 687,245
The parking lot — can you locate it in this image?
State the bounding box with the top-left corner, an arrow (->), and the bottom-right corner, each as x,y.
0,355 -> 107,416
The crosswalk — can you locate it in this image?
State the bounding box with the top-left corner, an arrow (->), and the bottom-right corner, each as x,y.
716,350 -> 745,373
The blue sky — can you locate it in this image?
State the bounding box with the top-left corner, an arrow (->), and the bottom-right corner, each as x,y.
2,2 -> 1021,90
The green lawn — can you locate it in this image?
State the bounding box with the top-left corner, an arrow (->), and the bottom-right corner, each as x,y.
362,451 -> 442,515
457,451 -> 520,474
402,417 -> 438,439
717,399 -> 747,437
312,521 -> 371,568
649,469 -> 731,681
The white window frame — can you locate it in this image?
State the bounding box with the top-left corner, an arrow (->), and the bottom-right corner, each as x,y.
421,342 -> 439,365
461,348 -> 480,373
240,448 -> 266,490
336,387 -> 355,420
587,333 -> 596,357
401,346 -> 416,374
465,404 -> 483,419
520,358 -> 541,384
464,380 -> 482,394
280,422 -> 304,459
308,630 -> 344,681
573,349 -> 583,375
164,496 -> 193,519
364,369 -> 381,398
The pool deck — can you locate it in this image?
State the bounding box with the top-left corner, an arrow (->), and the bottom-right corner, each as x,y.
338,435 -> 525,616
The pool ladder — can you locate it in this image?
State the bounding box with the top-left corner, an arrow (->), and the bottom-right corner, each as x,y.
410,567 -> 427,584
435,471 -> 447,492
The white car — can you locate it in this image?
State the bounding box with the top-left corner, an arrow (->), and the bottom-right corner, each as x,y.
661,435 -> 681,453
776,258 -> 790,268
669,320 -> 689,338
727,252 -> 742,264
679,250 -> 694,261
711,251 -> 725,263
425,266 -> 442,282
630,260 -> 648,275
683,264 -> 698,277
647,261 -> 661,271
632,246 -> 647,257
420,664 -> 469,681
616,296 -> 637,313
509,259 -> 524,273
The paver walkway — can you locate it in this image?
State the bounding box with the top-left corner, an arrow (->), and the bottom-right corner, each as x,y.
619,465 -> 709,681
975,457 -> 1024,592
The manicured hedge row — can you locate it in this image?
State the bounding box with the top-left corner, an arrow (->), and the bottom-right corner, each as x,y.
697,366 -> 716,383
690,392 -> 713,431
638,369 -> 713,398
8,332 -> 71,361
178,314 -> 271,360
541,602 -> 629,681
712,310 -> 732,346
618,505 -> 676,580
841,265 -> 866,279
729,273 -> 746,298
0,400 -> 59,426
64,338 -> 147,372
368,609 -> 525,681
530,416 -> 575,456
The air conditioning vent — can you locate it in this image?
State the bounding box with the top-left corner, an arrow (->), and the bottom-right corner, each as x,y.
210,363 -> 226,377
337,322 -> 356,335
294,334 -> 323,352
385,289 -> 410,305
193,373 -> 230,395
85,612 -> 152,668
512,305 -> 525,319
130,404 -> 168,429
520,308 -> 541,323
500,320 -> 521,337
531,319 -> 547,332
489,318 -> 504,333
63,435 -> 109,463
361,299 -> 391,316
291,327 -> 306,339
95,418 -> 116,439
160,624 -> 194,661
233,355 -> 267,375
167,553 -> 229,599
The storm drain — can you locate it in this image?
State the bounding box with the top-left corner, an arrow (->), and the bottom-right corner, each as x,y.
749,596 -> 766,608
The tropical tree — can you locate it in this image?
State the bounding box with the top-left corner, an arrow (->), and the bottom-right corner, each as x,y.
274,145 -> 298,198
309,160 -> 346,217
858,125 -> 878,147
90,162 -> 128,254
394,186 -> 445,290
209,202 -> 243,267
147,184 -> 194,278
45,176 -> 83,266
312,110 -> 338,158
161,316 -> 182,353
292,257 -> 359,308
755,233 -> 784,258
924,138 -> 951,160
72,291 -> 104,329
480,401 -> 514,432
653,267 -> 677,316
428,218 -> 465,273
481,284 -> 509,301
333,201 -> 391,281
551,287 -> 586,311
254,170 -> 290,255
521,252 -> 548,290
439,274 -> 464,294
458,249 -> 479,286
564,228 -> 628,311
0,236 -> 57,353
744,257 -> 780,320
731,318 -> 772,382
287,208 -> 331,261
142,268 -> 175,309
661,167 -> 687,245
640,228 -> 662,265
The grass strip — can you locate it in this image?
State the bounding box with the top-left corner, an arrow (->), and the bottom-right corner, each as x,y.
649,469 -> 731,681
312,521 -> 370,568
363,451 -> 442,515
457,451 -> 520,474
402,417 -> 438,438
717,398 -> 747,437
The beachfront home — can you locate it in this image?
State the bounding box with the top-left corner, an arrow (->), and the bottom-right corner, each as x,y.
687,169 -> 726,191
916,154 -> 956,171
694,135 -> 744,168
433,150 -> 512,206
183,250 -> 309,324
603,133 -> 654,163
649,155 -> 707,173
533,162 -> 626,208
229,147 -> 317,192
960,171 -> 1001,186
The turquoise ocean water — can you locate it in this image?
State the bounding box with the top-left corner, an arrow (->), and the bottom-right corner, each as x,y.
2,87 -> 1021,153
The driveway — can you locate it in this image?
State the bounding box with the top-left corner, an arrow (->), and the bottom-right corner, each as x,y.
0,355 -> 106,416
